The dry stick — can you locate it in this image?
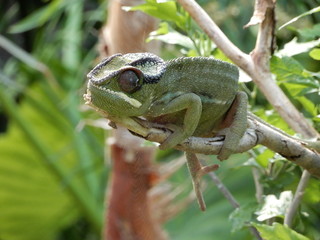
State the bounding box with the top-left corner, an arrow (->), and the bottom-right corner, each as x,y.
252,167 -> 263,204
207,171 -> 262,240
177,0 -> 319,229
199,157 -> 262,240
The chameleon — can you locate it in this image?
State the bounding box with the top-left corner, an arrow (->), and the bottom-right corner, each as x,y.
84,52 -> 319,210
84,52 -> 248,210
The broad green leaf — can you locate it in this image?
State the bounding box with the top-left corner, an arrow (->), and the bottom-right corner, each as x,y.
229,202 -> 258,232
0,84 -> 103,240
279,6 -> 320,30
271,56 -> 313,84
297,23 -> 320,41
271,56 -> 319,116
309,48 -> 320,60
252,222 -> 310,240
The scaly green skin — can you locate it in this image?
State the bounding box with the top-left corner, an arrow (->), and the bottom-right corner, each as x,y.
85,52 -> 248,210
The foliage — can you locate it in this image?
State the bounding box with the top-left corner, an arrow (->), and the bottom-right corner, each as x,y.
252,222 -> 311,240
0,0 -> 106,239
0,0 -> 319,240
129,0 -> 320,239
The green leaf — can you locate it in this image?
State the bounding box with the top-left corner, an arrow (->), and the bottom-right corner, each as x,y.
309,48 -> 320,60
276,37 -> 320,57
0,35 -> 48,73
303,178 -> 320,204
256,148 -> 275,168
279,6 -> 320,30
0,84 -> 103,239
148,22 -> 194,49
229,202 -> 258,232
123,0 -> 187,29
271,56 -> 313,83
298,23 -> 320,41
9,0 -> 65,33
252,222 -> 311,240
271,56 -> 319,117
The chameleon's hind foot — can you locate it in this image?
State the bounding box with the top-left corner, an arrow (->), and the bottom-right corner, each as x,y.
185,152 -> 219,211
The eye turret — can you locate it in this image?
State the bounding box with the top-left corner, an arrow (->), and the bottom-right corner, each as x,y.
117,70 -> 142,93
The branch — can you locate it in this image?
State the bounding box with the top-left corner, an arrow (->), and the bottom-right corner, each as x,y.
92,113 -> 320,178
176,0 -> 252,71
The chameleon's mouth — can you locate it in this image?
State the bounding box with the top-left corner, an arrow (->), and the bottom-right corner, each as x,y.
87,80 -> 142,108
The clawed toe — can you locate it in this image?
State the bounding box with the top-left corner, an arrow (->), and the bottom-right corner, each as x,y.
185,152 -> 219,211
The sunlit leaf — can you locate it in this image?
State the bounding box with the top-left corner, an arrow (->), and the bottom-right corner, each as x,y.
252,222 -> 310,240
123,0 -> 185,26
255,191 -> 292,221
309,48 -> 320,60
276,37 -> 320,57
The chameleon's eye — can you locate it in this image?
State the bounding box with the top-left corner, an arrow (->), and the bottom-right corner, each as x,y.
118,70 -> 141,93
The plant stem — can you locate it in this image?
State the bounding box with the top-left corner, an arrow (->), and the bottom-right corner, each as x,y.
284,170 -> 311,227
207,171 -> 240,208
252,167 -> 263,204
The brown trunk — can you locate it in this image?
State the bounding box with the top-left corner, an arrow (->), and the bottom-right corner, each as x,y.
99,1 -> 165,239
106,144 -> 165,240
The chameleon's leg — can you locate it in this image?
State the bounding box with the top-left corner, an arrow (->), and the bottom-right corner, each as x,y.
186,152 -> 219,211
149,93 -> 202,150
218,91 -> 248,160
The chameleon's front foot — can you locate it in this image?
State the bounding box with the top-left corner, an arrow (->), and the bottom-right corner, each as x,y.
158,124 -> 186,150
185,152 -> 219,211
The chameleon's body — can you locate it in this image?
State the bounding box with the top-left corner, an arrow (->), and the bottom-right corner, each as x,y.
85,53 -> 248,210
147,57 -> 238,137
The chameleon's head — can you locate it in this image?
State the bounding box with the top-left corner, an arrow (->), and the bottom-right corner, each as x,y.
85,53 -> 166,117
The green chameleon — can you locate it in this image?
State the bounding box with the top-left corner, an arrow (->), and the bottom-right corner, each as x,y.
84,52 -> 317,210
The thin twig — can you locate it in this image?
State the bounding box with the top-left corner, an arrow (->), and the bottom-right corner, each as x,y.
207,172 -> 239,209
200,158 -> 262,240
284,170 -> 311,227
252,167 -> 263,204
204,167 -> 240,208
